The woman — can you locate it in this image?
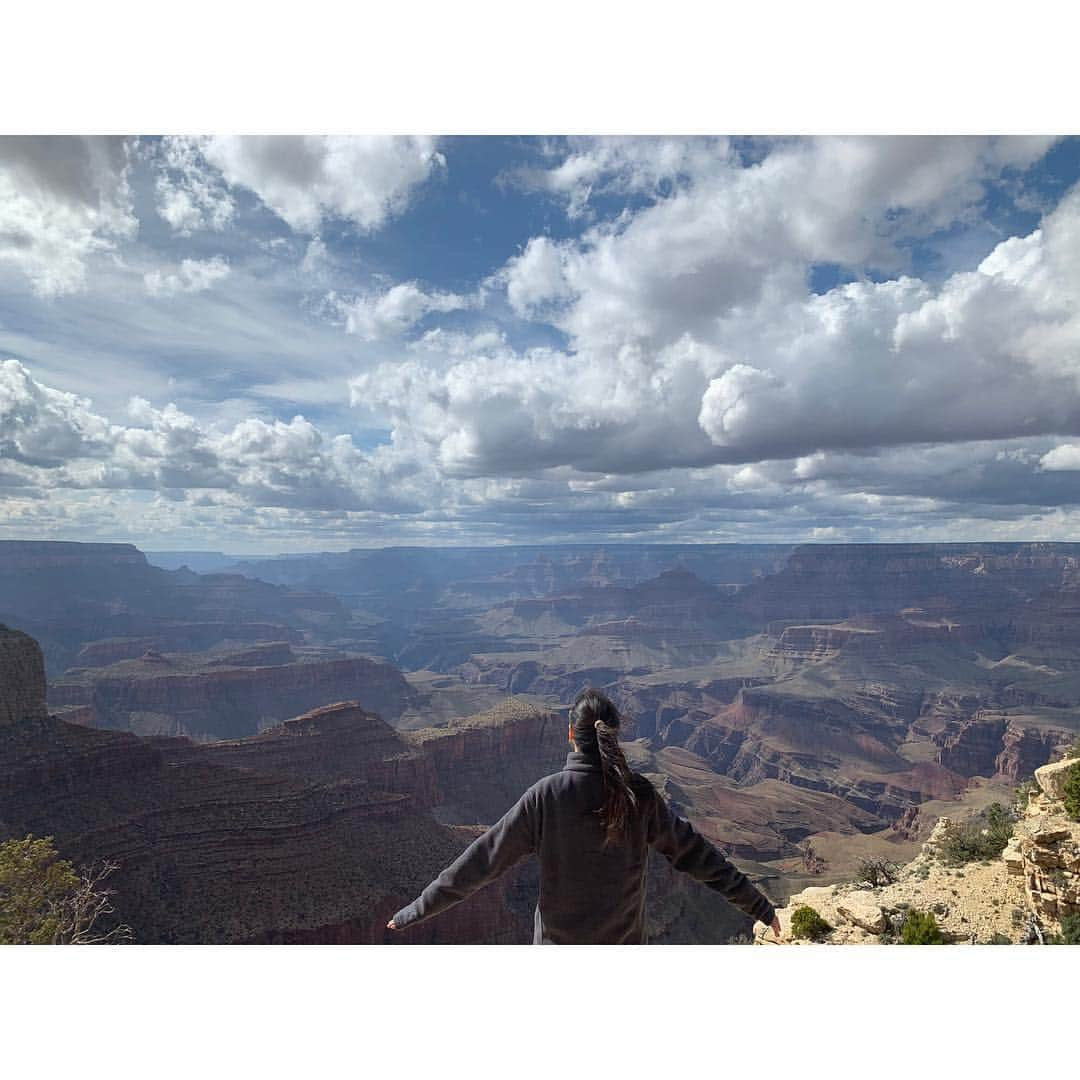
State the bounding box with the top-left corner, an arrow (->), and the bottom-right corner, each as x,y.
387,687 -> 781,944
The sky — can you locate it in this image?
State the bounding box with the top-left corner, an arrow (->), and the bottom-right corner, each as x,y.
3,134 -> 1080,553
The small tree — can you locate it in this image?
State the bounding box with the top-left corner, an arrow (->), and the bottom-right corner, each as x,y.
854,856 -> 901,887
0,835 -> 133,945
790,905 -> 832,941
900,909 -> 944,944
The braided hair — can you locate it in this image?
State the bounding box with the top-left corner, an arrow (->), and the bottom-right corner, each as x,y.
569,688 -> 642,846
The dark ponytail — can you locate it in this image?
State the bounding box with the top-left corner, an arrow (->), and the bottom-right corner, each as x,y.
569,688 -> 641,846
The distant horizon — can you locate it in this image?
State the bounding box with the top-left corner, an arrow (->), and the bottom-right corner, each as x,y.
8,535 -> 1080,560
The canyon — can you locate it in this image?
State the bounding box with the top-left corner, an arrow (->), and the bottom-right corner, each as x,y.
4,539 -> 1080,943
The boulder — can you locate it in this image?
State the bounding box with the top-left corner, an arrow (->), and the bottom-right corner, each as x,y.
836,893 -> 888,934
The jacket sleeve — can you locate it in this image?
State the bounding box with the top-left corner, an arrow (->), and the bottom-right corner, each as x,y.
646,790 -> 775,925
391,787 -> 537,931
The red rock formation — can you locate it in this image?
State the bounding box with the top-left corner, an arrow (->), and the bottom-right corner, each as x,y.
936,712 -> 1011,774
1,629 -> 527,944
995,725 -> 1075,780
406,699 -> 566,823
197,701 -> 441,810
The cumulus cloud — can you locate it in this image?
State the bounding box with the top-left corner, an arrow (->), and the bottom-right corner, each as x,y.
197,135 -> 444,234
323,281 -> 474,340
152,136 -> 235,234
0,136 -> 137,296
348,175 -> 1080,504
144,255 -> 231,297
0,359 -> 429,513
499,236 -> 574,318
0,358 -> 112,466
3,135 -> 1078,547
499,135 -> 1058,355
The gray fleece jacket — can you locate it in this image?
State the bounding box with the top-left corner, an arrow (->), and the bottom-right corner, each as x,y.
391,749 -> 776,944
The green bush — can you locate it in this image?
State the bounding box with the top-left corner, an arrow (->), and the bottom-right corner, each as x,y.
1055,913 -> 1080,944
0,835 -> 80,944
901,909 -> 944,944
1062,762 -> 1080,822
935,802 -> 1014,865
0,834 -> 132,945
790,905 -> 832,941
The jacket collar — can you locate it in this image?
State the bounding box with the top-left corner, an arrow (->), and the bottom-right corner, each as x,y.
563,749 -> 602,773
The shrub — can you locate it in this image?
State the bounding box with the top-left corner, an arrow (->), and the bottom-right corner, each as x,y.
790,905 -> 832,941
987,933 -> 1012,945
854,856 -> 901,887
1062,762 -> 1080,822
900,909 -> 945,945
935,803 -> 1014,865
0,834 -> 132,945
1057,913 -> 1080,944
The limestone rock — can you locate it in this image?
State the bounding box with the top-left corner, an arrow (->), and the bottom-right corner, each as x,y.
836,893 -> 888,934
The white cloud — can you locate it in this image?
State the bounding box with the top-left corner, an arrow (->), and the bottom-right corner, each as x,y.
348,176 -> 1080,493
0,359 -> 428,513
0,136 -> 137,296
505,136 -> 733,219
198,135 -> 444,233
144,255 -> 231,297
500,236 -> 574,318
323,281 -> 474,340
0,357 -> 112,466
152,136 -> 235,235
502,135 -> 1058,355
1040,444 -> 1080,471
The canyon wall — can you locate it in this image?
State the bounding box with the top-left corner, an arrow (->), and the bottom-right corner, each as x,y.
48,653 -> 420,739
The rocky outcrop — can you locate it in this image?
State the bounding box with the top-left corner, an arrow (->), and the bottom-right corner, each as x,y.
759,756 -> 1080,945
0,630 -> 528,944
73,625 -> 303,668
1003,757 -> 1080,929
48,653 -> 420,739
0,625 -> 48,726
934,711 -> 1073,780
406,699 -> 566,823
936,712 -> 1010,774
195,701 -> 441,810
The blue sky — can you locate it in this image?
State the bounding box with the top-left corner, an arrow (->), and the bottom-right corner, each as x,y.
3,134 -> 1080,552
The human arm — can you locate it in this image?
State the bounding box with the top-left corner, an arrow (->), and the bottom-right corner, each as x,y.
646,790 -> 776,927
388,788 -> 537,932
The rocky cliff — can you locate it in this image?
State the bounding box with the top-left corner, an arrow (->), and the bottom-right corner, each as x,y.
0,540 -> 349,675
0,628 -> 526,944
405,698 -> 566,823
757,755 -> 1080,944
0,625 -> 48,726
48,649 -> 420,738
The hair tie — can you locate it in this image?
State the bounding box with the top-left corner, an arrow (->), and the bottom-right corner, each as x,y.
594,719 -> 604,730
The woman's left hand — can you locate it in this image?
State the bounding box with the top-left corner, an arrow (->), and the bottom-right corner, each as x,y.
387,919 -> 398,930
